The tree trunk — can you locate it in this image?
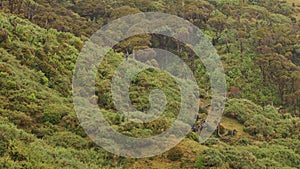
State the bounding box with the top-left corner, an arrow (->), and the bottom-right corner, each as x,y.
278,84 -> 284,104
240,41 -> 243,54
226,41 -> 230,53
45,17 -> 48,30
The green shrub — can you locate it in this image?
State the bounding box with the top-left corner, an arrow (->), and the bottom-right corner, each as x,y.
0,119 -> 34,143
0,132 -> 8,157
238,137 -> 249,145
5,80 -> 17,90
37,71 -> 49,85
31,127 -> 54,139
262,105 -> 280,120
225,149 -> 257,169
43,105 -> 63,124
194,156 -> 204,169
203,138 -> 219,146
42,104 -> 71,125
28,93 -> 37,102
244,114 -> 274,138
274,119 -> 293,138
187,132 -> 199,142
199,149 -> 224,167
45,131 -> 89,149
167,147 -> 184,161
256,158 -> 283,168
0,157 -> 21,168
224,99 -> 263,123
245,145 -> 300,168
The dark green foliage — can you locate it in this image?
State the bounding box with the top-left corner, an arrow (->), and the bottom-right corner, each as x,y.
167,147 -> 184,161
194,156 -> 204,169
45,131 -> 89,149
198,149 -> 224,167
224,149 -> 257,169
245,145 -> 300,168
202,138 -> 220,146
43,105 -> 63,124
238,137 -> 249,145
244,114 -> 274,137
0,132 -> 8,157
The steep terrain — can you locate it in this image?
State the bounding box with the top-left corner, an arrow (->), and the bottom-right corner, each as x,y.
0,0 -> 300,168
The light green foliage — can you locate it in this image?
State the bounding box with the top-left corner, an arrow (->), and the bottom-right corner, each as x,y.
224,99 -> 263,123
44,131 -> 89,149
197,149 -> 224,168
224,99 -> 300,140
244,114 -> 274,138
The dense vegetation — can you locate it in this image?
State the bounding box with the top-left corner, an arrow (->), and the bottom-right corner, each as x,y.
0,0 -> 299,168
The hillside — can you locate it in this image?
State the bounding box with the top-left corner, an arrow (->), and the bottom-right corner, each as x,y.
287,0 -> 300,21
0,0 -> 300,168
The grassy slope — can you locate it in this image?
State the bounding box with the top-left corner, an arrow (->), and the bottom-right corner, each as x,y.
0,11 -> 210,168
0,0 -> 300,168
128,97 -> 300,168
130,139 -> 209,169
0,12 -> 253,168
0,12 -> 120,168
221,117 -> 252,139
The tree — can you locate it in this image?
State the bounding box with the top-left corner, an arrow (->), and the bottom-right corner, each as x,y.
71,0 -> 107,22
109,6 -> 140,21
208,13 -> 227,46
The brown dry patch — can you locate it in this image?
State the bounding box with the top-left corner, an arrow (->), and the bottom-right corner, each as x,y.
128,139 -> 208,169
